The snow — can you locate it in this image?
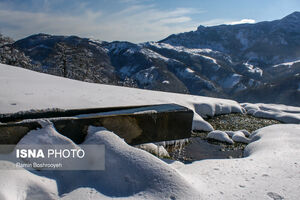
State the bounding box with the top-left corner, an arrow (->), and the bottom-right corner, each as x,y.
178,67 -> 196,78
15,120 -> 80,170
207,130 -> 234,144
240,129 -> 251,137
232,131 -> 250,144
140,48 -> 169,62
200,55 -> 218,65
17,120 -> 76,146
88,38 -> 105,45
147,41 -> 215,54
243,62 -> 263,76
174,124 -> 300,199
273,59 -> 300,68
0,125 -> 201,199
185,67 -> 195,73
134,66 -> 157,85
222,73 -> 242,88
0,63 -> 243,131
207,130 -> 250,144
133,110 -> 158,115
242,103 -> 300,123
225,130 -> 236,137
1,122 -> 300,199
109,42 -> 170,62
146,42 -> 222,69
107,42 -> 137,55
0,161 -> 58,200
200,55 -> 221,70
0,64 -> 300,199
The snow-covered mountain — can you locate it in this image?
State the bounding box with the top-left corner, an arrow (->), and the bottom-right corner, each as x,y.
161,11 -> 300,65
0,12 -> 300,106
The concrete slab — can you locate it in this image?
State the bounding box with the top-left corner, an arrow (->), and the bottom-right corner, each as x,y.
0,104 -> 193,145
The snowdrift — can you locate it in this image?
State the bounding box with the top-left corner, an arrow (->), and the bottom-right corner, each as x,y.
0,123 -> 299,199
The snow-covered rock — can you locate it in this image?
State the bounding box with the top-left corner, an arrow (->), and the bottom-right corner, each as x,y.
239,129 -> 251,137
207,130 -> 234,144
232,131 -> 250,144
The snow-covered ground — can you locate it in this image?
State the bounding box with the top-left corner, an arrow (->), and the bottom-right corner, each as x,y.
174,124 -> 300,200
0,63 -> 244,131
0,63 -> 300,199
0,122 -> 299,199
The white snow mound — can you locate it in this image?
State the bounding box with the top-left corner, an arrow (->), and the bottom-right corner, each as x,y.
0,161 -> 58,200
207,130 -> 234,144
242,103 -> 300,123
232,131 -> 250,144
0,125 -> 201,199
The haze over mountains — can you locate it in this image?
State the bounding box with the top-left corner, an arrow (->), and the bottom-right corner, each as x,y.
1,12 -> 300,106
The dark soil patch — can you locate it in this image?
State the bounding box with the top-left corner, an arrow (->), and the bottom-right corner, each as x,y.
204,113 -> 281,133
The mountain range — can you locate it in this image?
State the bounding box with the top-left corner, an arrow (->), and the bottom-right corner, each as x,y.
1,11 -> 300,106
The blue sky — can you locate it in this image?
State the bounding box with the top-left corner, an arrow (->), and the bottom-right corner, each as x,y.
0,0 -> 299,43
